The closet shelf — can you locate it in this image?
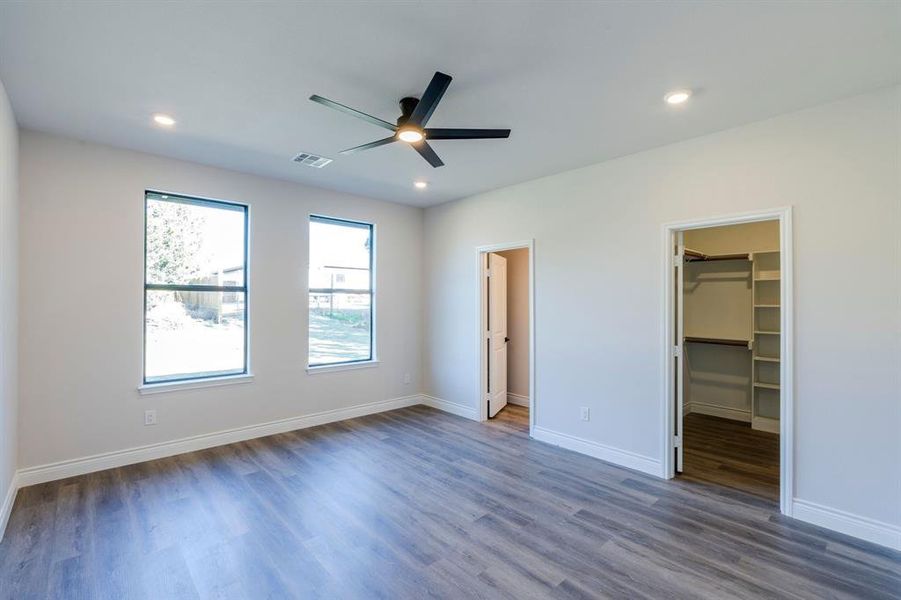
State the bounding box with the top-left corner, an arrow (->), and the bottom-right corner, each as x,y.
684,248 -> 751,263
754,356 -> 780,363
754,330 -> 780,335
753,382 -> 780,390
754,304 -> 780,308
684,336 -> 749,348
754,271 -> 780,281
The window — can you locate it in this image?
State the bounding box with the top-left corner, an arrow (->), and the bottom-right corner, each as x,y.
143,191 -> 248,384
309,215 -> 374,367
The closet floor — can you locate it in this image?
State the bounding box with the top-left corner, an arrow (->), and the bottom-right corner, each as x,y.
680,413 -> 780,502
491,403 -> 529,430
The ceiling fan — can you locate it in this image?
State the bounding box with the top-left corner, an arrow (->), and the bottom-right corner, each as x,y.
309,71 -> 510,168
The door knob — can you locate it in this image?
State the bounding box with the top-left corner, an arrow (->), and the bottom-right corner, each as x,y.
504,337 -> 510,343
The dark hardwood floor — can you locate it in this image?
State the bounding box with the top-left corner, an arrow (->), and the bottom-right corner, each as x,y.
680,413 -> 780,501
1,404 -> 898,599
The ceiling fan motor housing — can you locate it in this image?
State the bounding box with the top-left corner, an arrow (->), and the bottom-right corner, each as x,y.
398,97 -> 420,125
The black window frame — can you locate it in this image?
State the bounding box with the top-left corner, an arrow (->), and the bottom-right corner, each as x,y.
308,214 -> 375,368
143,190 -> 250,385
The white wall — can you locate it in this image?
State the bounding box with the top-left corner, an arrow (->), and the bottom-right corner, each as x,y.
496,249 -> 529,399
424,88 -> 901,534
0,79 -> 19,529
18,131 -> 423,469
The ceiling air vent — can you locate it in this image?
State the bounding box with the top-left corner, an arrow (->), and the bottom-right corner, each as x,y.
292,152 -> 333,168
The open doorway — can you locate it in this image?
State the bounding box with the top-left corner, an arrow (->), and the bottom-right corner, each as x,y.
478,241 -> 534,435
663,208 -> 793,514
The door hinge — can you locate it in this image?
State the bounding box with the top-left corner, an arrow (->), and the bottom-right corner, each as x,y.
674,254 -> 683,268
673,435 -> 682,448
673,345 -> 682,358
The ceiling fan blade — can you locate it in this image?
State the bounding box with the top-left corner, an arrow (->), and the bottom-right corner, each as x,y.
309,95 -> 397,132
339,136 -> 398,155
407,71 -> 452,127
425,128 -> 511,140
412,141 -> 444,168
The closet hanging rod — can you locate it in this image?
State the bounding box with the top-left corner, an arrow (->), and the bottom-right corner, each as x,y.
683,248 -> 751,262
684,336 -> 750,348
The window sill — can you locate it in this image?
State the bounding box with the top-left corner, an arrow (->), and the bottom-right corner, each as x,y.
306,360 -> 380,375
138,373 -> 255,395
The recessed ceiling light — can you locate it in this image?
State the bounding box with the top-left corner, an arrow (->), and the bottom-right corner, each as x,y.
398,127 -> 424,143
664,90 -> 692,105
414,181 -> 428,189
153,113 -> 176,127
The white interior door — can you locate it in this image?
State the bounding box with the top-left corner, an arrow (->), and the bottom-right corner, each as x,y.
675,232 -> 685,472
487,253 -> 508,418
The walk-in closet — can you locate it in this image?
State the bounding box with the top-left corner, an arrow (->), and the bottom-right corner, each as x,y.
678,220 -> 782,501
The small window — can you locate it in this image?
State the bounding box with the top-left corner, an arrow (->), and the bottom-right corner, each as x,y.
144,191 -> 248,384
309,215 -> 374,367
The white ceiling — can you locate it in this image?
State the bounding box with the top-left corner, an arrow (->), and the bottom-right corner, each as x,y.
1,1 -> 898,207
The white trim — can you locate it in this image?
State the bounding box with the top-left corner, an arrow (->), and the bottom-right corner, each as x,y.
16,394 -> 422,488
138,373 -> 255,395
685,402 -> 751,422
792,499 -> 901,551
306,360 -> 380,374
507,392 -> 529,407
421,395 -> 480,421
0,473 -> 19,542
778,207 -> 794,516
532,426 -> 663,478
661,206 -> 794,516
476,240 -> 536,436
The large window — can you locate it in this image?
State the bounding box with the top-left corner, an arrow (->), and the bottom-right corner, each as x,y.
144,191 -> 248,384
309,215 -> 374,367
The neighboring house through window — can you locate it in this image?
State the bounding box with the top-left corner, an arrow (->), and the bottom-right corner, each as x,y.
144,191 -> 249,383
308,215 -> 374,367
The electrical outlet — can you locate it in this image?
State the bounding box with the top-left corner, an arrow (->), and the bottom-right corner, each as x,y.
403,372 -> 411,385
580,407 -> 590,421
144,409 -> 157,426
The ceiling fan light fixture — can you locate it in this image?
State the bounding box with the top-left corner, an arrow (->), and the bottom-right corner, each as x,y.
398,128 -> 424,143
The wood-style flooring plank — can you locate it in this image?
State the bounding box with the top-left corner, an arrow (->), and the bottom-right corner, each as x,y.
1,404 -> 898,599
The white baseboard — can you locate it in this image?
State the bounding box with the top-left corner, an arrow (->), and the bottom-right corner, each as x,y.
792,499 -> 901,551
532,426 -> 663,478
752,415 -> 780,434
685,402 -> 751,422
420,395 -> 479,420
0,473 -> 19,542
16,394 -> 423,488
507,393 -> 529,407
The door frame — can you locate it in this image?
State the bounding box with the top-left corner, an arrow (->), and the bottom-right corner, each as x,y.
477,240 -> 535,435
661,207 -> 794,515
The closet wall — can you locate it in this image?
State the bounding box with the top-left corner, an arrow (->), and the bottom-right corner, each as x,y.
683,221 -> 779,422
